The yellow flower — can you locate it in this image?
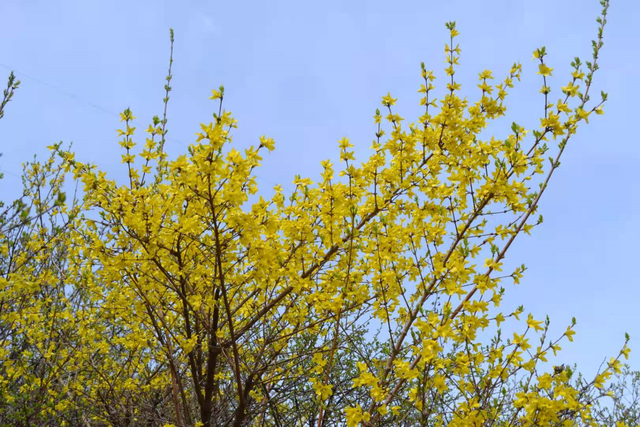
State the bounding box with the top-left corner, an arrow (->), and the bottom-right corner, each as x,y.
561,81 -> 580,97
537,63 -> 554,77
259,135 -> 275,151
345,405 -> 370,427
526,314 -> 543,332
381,92 -> 397,106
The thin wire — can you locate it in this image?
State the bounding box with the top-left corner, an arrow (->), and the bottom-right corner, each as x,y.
0,63 -> 289,191
0,62 -> 182,143
0,166 -> 22,179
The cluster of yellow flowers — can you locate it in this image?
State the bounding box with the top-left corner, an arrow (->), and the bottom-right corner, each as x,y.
1,1 -> 631,425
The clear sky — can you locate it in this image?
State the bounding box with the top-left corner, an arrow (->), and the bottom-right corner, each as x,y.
1,0 -> 638,379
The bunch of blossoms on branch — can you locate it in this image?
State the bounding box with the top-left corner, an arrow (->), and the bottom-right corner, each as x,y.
7,0 -> 629,425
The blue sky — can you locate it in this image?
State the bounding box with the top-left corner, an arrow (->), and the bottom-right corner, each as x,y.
1,0 -> 638,379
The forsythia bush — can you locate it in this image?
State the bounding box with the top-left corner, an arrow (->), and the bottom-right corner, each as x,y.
0,1 -> 634,426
